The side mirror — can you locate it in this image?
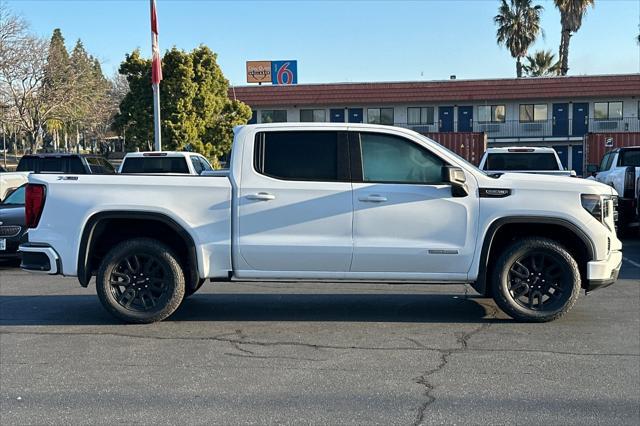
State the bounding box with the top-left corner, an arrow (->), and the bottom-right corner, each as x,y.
442,166 -> 468,197
586,164 -> 599,173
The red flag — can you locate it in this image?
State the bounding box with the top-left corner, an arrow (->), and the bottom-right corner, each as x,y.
150,0 -> 162,85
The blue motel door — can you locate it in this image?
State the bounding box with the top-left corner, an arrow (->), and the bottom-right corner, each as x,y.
552,103 -> 569,137
348,108 -> 363,123
457,106 -> 473,132
552,145 -> 569,170
572,145 -> 584,176
439,106 -> 454,132
572,103 -> 589,136
330,109 -> 345,123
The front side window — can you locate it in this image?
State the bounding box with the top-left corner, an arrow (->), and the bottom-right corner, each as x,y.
367,108 -> 394,125
599,152 -> 611,171
594,102 -> 623,120
199,157 -> 213,171
255,131 -> 341,181
359,133 -> 444,184
519,104 -> 548,122
190,156 -> 204,174
407,107 -> 434,125
604,152 -> 615,170
300,109 -> 326,122
260,110 -> 287,123
478,105 -> 506,123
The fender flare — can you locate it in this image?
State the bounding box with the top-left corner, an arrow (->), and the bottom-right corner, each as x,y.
77,211 -> 198,287
473,216 -> 596,296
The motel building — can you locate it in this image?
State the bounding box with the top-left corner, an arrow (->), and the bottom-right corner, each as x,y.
233,73 -> 640,175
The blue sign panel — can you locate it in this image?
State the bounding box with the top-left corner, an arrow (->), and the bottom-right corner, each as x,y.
271,60 -> 297,85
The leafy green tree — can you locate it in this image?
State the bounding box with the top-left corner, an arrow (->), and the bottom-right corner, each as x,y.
554,0 -> 594,76
523,49 -> 560,76
115,45 -> 251,163
494,0 -> 544,78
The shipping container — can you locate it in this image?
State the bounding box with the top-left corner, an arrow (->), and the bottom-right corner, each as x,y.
584,132 -> 640,169
419,132 -> 487,165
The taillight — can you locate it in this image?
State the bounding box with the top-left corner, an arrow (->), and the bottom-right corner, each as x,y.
25,184 -> 46,228
623,167 -> 636,199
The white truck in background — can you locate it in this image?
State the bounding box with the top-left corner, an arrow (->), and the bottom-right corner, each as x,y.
593,146 -> 640,232
479,147 -> 575,177
20,123 -> 621,324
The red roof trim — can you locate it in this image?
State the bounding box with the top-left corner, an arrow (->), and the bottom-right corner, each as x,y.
230,74 -> 640,107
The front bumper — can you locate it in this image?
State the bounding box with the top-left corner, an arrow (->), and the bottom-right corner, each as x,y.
586,249 -> 622,293
19,243 -> 61,274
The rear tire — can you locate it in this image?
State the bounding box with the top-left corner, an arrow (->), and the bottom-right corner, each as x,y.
491,238 -> 581,322
96,238 -> 185,323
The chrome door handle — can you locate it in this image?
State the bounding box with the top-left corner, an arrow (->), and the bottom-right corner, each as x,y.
359,194 -> 387,202
247,192 -> 276,201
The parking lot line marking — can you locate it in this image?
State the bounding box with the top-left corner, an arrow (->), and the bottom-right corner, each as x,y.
623,257 -> 640,268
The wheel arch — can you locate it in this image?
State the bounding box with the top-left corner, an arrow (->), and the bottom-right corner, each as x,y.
473,216 -> 595,297
77,211 -> 199,289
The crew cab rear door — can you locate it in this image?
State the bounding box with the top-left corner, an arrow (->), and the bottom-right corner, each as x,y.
237,130 -> 353,273
350,131 -> 478,279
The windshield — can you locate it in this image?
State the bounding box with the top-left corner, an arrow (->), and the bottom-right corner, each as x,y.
2,185 -> 25,205
619,150 -> 640,167
485,153 -> 560,171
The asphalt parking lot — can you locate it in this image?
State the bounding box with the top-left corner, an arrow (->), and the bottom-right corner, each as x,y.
1,240 -> 639,425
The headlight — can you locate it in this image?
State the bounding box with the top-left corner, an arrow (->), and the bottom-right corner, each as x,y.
581,194 -> 616,228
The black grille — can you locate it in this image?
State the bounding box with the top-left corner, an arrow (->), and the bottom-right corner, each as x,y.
0,225 -> 22,237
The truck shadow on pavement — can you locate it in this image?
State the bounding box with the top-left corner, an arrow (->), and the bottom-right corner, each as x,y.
0,292 -> 501,326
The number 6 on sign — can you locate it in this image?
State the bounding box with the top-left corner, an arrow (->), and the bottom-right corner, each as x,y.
271,61 -> 297,85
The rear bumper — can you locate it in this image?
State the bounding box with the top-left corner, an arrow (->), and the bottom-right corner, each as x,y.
586,250 -> 622,293
19,243 -> 61,274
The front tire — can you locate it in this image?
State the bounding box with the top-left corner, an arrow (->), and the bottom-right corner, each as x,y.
491,238 -> 581,322
96,238 -> 185,323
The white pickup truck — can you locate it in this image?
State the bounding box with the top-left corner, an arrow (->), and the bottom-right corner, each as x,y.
593,146 -> 639,232
20,123 -> 621,323
479,147 -> 575,177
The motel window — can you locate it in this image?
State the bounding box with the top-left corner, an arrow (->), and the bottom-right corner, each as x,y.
594,102 -> 623,120
519,104 -> 548,122
300,109 -> 327,122
407,107 -> 435,125
478,105 -> 506,123
261,110 -> 288,123
367,108 -> 394,125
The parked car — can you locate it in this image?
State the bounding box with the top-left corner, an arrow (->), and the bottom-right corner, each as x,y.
590,146 -> 639,232
0,171 -> 29,202
0,184 -> 27,260
17,154 -> 116,174
20,123 -> 621,324
118,152 -> 214,174
479,147 -> 575,177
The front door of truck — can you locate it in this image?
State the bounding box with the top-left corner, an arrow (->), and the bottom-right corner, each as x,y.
237,130 -> 353,273
350,131 -> 478,279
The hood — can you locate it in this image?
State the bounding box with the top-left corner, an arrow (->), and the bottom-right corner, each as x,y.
480,172 -> 617,196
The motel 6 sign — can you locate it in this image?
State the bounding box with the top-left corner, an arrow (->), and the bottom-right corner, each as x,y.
246,60 -> 297,85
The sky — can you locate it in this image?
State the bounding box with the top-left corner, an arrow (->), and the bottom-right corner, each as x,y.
5,0 -> 640,85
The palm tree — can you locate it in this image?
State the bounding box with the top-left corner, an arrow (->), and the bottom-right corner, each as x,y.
523,50 -> 560,76
555,0 -> 595,75
494,0 -> 544,78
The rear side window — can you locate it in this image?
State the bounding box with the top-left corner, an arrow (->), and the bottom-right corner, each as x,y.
485,153 -> 559,171
254,131 -> 345,181
619,150 -> 640,167
121,157 -> 190,173
68,157 -> 86,174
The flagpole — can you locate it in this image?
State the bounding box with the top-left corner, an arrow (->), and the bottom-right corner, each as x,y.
152,83 -> 161,151
150,0 -> 162,151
